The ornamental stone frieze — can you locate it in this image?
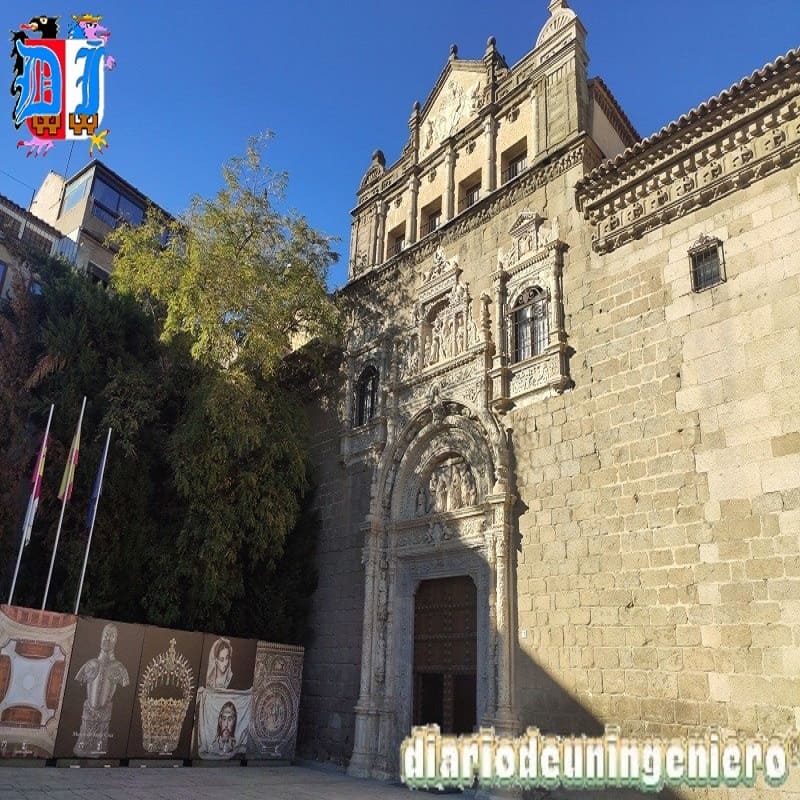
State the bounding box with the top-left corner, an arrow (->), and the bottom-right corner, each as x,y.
577,50 -> 800,253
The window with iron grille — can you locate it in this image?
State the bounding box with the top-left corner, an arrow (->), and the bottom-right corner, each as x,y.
390,236 -> 405,256
502,153 -> 527,183
355,366 -> 379,426
423,213 -> 441,236
689,236 -> 725,292
462,184 -> 480,211
512,287 -> 549,363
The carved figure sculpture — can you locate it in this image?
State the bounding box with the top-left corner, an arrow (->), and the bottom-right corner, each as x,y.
435,473 -> 448,512
463,466 -> 478,506
416,487 -> 428,517
449,467 -> 462,510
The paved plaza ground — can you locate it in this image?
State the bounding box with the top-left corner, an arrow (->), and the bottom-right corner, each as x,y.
0,763 -> 686,799
0,764 -> 420,800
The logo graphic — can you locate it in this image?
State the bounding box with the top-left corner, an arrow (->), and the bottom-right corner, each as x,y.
10,14 -> 116,158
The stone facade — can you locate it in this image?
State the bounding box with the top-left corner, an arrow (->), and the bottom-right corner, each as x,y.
299,3 -> 800,796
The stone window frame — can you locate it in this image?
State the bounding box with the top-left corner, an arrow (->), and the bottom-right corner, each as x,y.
688,234 -> 726,292
510,284 -> 550,364
458,171 -> 482,213
354,365 -> 380,428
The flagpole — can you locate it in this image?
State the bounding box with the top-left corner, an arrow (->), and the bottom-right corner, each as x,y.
74,427 -> 111,615
42,396 -> 86,610
7,404 -> 54,606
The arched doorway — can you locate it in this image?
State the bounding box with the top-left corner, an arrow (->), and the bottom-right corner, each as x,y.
348,399 -> 518,780
413,575 -> 477,734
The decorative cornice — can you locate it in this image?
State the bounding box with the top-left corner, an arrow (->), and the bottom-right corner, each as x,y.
576,48 -> 800,254
577,47 -> 800,199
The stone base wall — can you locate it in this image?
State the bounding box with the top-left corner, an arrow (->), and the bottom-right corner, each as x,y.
296,399 -> 369,768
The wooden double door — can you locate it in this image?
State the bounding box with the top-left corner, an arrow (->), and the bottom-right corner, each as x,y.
412,575 -> 477,734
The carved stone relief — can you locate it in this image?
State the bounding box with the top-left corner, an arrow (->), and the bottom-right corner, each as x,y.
415,456 -> 480,516
423,79 -> 483,152
579,94 -> 800,253
396,247 -> 482,384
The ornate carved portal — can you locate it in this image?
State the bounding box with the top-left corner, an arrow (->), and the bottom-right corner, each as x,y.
347,390 -> 520,780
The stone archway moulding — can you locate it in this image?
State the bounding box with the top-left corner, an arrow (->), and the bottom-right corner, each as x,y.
347,398 -> 520,781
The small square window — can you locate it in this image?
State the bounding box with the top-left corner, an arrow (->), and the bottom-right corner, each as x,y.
503,152 -> 527,183
689,236 -> 725,292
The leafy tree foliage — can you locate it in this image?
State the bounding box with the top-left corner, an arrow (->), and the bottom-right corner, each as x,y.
0,138 -> 338,643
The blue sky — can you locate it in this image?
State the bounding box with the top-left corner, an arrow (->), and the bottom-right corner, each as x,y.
3,1 -> 799,288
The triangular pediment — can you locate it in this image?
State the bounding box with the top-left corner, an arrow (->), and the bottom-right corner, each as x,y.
508,211 -> 545,239
419,59 -> 487,155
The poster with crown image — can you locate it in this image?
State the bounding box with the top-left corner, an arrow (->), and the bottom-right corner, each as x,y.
126,626 -> 203,760
191,633 -> 257,760
54,617 -> 145,759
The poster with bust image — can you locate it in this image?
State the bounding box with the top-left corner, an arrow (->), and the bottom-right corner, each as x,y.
127,626 -> 203,760
0,605 -> 76,759
54,617 -> 145,759
191,633 -> 257,760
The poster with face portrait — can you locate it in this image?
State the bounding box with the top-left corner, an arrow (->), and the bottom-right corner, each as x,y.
247,641 -> 304,760
54,617 -> 145,759
127,626 -> 203,760
191,634 -> 257,760
0,605 -> 77,759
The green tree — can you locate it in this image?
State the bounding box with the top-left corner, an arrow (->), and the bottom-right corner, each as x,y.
109,133 -> 339,377
108,134 -> 340,634
0,137 -> 334,639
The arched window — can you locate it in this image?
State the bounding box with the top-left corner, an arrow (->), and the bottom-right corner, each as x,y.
355,366 -> 379,426
512,286 -> 549,363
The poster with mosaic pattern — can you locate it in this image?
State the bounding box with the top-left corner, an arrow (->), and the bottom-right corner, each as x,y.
247,641 -> 304,760
0,605 -> 76,759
